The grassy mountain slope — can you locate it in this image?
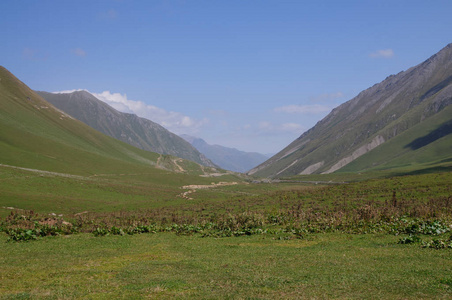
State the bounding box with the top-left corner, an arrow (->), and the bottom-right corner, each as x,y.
181,134 -> 268,173
339,104 -> 452,172
36,91 -> 216,168
0,66 -> 213,177
249,43 -> 452,177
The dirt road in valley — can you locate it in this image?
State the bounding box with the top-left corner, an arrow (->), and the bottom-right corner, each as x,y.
178,181 -> 240,200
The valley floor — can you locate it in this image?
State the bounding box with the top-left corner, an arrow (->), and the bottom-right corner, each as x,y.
1,232 -> 451,299
1,165 -> 451,299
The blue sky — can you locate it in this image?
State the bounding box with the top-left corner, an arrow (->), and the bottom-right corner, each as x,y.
1,1 -> 451,153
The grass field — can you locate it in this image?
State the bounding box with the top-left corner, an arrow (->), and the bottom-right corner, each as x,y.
1,232 -> 451,299
0,164 -> 246,218
1,166 -> 451,299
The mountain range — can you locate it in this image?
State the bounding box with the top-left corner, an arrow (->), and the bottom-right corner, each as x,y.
37,90 -> 268,173
0,66 -> 218,176
37,90 -> 216,168
180,134 -> 269,173
249,43 -> 452,177
2,43 -> 451,180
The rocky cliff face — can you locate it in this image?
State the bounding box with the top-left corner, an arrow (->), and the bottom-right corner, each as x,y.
249,43 -> 452,177
37,91 -> 216,168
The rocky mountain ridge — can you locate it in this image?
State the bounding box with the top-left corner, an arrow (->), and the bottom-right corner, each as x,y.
249,43 -> 452,177
37,91 -> 216,168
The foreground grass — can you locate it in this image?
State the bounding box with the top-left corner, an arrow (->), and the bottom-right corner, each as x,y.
0,232 -> 451,299
1,171 -> 451,298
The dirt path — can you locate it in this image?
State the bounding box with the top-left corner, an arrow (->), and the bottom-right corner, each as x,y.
181,182 -> 239,190
155,155 -> 185,173
178,181 -> 240,200
172,158 -> 185,173
0,164 -> 87,179
156,154 -> 163,168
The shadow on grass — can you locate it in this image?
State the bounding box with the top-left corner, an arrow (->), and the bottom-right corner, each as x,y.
405,121 -> 452,150
392,165 -> 452,177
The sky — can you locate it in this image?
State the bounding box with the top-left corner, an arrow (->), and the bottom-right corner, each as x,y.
1,1 -> 451,153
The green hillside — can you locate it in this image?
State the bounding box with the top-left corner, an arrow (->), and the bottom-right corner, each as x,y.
0,66 -> 216,177
340,104 -> 452,173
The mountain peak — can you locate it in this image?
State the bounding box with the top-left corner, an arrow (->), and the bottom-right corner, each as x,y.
71,90 -> 93,97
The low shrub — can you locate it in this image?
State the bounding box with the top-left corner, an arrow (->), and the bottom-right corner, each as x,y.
421,239 -> 452,249
398,234 -> 421,244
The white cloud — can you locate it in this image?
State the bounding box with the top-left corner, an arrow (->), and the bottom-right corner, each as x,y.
72,48 -> 86,57
310,91 -> 344,102
91,91 -> 208,134
258,121 -> 272,130
274,104 -> 331,114
281,123 -> 303,132
53,89 -> 87,94
257,121 -> 304,133
369,49 -> 394,58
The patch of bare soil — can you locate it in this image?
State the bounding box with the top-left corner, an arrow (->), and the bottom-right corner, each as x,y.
177,182 -> 240,200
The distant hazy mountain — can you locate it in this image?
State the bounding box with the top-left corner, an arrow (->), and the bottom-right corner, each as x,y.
181,134 -> 269,173
37,91 -> 216,168
249,43 -> 452,177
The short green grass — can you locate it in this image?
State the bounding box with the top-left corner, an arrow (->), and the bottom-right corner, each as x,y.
2,164 -> 451,219
0,233 -> 450,299
0,165 -> 245,217
1,169 -> 451,298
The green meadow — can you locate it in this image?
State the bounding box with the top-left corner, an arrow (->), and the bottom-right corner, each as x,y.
1,164 -> 451,299
1,232 -> 451,299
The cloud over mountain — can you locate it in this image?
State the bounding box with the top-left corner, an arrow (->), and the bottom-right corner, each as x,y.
52,90 -> 208,134
91,91 -> 208,134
